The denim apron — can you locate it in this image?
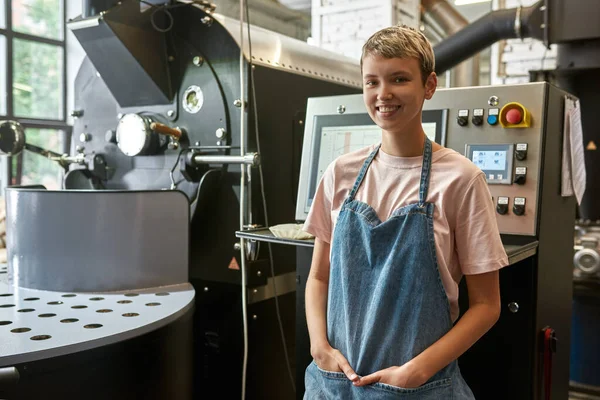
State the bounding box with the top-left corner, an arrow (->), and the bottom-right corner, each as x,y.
304,137 -> 475,399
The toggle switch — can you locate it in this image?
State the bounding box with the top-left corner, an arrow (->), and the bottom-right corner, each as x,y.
472,109 -> 484,126
515,143 -> 528,161
496,196 -> 509,215
513,197 -> 526,216
514,167 -> 527,185
457,109 -> 469,126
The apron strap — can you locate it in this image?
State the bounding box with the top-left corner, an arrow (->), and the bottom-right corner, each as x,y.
347,144 -> 381,202
418,136 -> 433,207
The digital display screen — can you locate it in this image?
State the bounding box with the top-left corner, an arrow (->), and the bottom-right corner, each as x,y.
309,121 -> 440,208
313,125 -> 382,196
297,108 -> 448,221
472,150 -> 507,171
466,144 -> 514,185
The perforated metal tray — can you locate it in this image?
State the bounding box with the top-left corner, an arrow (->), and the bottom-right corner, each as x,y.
0,266 -> 195,366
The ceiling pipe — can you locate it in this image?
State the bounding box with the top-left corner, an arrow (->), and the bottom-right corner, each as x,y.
422,0 -> 479,87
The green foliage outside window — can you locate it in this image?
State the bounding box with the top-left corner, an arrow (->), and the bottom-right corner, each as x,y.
17,128 -> 65,189
0,35 -> 6,115
7,0 -> 66,188
12,0 -> 62,40
13,38 -> 63,119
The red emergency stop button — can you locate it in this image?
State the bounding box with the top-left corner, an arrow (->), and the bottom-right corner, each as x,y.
500,102 -> 531,128
506,108 -> 522,124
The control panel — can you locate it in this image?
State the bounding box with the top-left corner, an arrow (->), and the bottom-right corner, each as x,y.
424,83 -> 549,236
297,83 -> 565,236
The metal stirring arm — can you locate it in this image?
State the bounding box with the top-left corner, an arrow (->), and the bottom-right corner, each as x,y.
24,143 -> 86,171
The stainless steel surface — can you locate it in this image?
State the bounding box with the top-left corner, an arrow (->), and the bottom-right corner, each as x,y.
0,120 -> 25,156
236,228 -> 315,248
426,83 -> 548,236
210,12 -> 361,89
421,0 -> 479,87
248,271 -> 296,304
192,153 -> 260,166
5,189 -> 189,292
0,270 -> 194,366
504,241 -> 539,264
508,302 -> 520,313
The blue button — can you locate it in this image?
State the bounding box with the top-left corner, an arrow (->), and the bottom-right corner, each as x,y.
487,115 -> 498,125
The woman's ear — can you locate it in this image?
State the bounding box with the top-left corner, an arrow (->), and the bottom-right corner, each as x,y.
424,72 -> 437,100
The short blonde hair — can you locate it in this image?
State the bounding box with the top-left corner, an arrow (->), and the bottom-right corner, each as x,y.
361,25 -> 435,84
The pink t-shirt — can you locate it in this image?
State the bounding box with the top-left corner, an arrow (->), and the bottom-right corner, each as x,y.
303,144 -> 509,321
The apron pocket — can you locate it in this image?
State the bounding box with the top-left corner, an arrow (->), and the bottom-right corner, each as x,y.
371,378 -> 452,395
315,364 -> 347,380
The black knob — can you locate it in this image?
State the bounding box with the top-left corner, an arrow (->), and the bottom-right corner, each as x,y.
457,116 -> 468,126
513,205 -> 525,216
496,203 -> 509,215
515,150 -> 527,161
71,109 -> 84,118
514,174 -> 526,185
472,116 -> 483,126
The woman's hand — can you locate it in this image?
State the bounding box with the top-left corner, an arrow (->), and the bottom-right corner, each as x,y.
352,361 -> 427,389
312,344 -> 360,383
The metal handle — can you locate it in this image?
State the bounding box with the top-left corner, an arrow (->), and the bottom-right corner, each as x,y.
192,152 -> 260,167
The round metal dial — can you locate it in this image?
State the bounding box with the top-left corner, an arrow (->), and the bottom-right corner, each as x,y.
116,114 -> 152,157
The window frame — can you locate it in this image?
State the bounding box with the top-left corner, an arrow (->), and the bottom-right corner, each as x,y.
0,0 -> 70,188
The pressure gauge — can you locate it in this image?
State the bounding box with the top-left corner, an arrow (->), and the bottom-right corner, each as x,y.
116,113 -> 155,156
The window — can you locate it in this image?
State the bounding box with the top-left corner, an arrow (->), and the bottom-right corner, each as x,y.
12,128 -> 66,189
0,0 -> 69,190
0,0 -> 5,28
12,0 -> 63,40
0,35 -> 6,115
13,38 -> 63,119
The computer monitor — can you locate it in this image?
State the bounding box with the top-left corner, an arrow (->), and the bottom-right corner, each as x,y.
295,94 -> 447,221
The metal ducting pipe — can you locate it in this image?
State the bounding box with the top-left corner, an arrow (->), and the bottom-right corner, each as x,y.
422,0 -> 479,87
433,0 -> 545,75
82,0 -> 119,18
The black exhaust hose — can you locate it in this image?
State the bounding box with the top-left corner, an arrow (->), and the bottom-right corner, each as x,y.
433,1 -> 545,74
